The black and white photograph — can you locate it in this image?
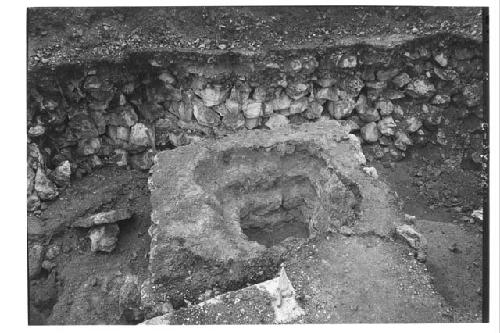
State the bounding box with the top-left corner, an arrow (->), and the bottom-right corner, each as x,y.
11,0 -> 499,329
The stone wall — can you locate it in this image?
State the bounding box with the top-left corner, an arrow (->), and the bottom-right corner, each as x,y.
26,35 -> 485,212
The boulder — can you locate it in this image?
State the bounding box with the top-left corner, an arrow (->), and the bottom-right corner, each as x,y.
362,166 -> 379,179
158,70 -> 176,85
28,125 -> 46,138
196,85 -> 227,107
377,116 -> 397,136
395,224 -> 428,262
288,98 -> 308,115
328,98 -> 355,120
252,86 -> 268,102
375,100 -> 394,116
406,79 -> 436,97
89,224 -> 120,253
431,94 -> 451,105
433,52 -> 448,67
285,82 -> 309,100
394,131 -> 413,151
271,92 -> 292,111
129,123 -> 153,147
245,117 -> 260,129
315,87 -> 338,101
243,100 -> 263,119
405,116 -> 423,133
338,54 -> 357,68
265,114 -> 290,130
73,208 -> 133,228
52,161 -> 71,187
192,98 -> 221,127
34,168 -> 58,201
304,101 -> 323,120
361,122 -> 380,143
108,105 -> 138,127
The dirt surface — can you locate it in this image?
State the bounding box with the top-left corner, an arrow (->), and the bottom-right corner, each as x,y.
27,7 -> 484,69
28,167 -> 152,324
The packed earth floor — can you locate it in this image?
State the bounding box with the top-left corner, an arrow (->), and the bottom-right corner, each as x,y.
27,7 -> 487,325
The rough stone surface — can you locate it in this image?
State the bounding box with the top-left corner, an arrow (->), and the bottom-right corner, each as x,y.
89,224 -> 120,253
361,122 -> 380,143
196,85 -> 228,107
265,114 -> 290,130
377,116 -> 397,136
73,208 -> 132,228
29,244 -> 45,279
52,161 -> 71,187
34,168 -> 59,201
395,224 -> 428,262
129,123 -> 152,147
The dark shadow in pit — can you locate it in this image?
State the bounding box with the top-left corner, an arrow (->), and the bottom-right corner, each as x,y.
242,219 -> 310,248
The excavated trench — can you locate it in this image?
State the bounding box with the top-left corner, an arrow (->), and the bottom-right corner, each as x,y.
27,33 -> 486,324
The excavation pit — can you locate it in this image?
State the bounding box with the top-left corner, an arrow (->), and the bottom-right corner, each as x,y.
146,120 -> 392,304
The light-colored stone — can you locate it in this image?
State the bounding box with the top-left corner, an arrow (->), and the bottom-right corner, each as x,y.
89,224 -> 120,253
271,92 -> 292,111
328,98 -> 355,120
28,125 -> 46,137
78,137 -> 101,156
108,105 -> 138,127
392,73 -> 411,88
361,122 -> 380,143
363,166 -> 379,179
431,94 -> 451,105
316,87 -> 338,101
338,54 -> 357,68
130,123 -> 153,147
35,168 -> 58,201
265,114 -> 290,130
395,224 -> 428,262
288,98 -> 308,115
304,101 -> 323,120
73,208 -> 133,228
245,117 -> 260,129
193,98 -> 221,127
406,79 -> 436,97
375,100 -> 394,116
377,116 -> 397,136
243,100 -> 263,119
196,85 -> 228,107
406,116 -> 423,133
158,70 -> 176,85
53,161 -> 71,187
394,131 -> 413,151
434,53 -> 448,67
286,82 -> 309,100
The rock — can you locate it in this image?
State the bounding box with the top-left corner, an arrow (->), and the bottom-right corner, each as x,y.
404,214 -> 417,224
316,87 -> 338,101
129,123 -> 153,147
405,117 -> 422,133
193,98 -> 221,127
27,193 -> 41,212
28,166 -> 35,194
252,86 -> 268,102
108,105 -> 138,127
108,125 -> 130,143
338,76 -> 364,96
431,94 -> 451,105
89,224 -> 120,253
338,54 -> 357,68
433,67 -> 458,81
222,111 -> 246,130
406,79 -> 436,97
286,82 -> 309,100
45,245 -> 61,260
423,114 -> 443,132
392,72 -> 411,88
158,70 -> 176,85
328,98 -> 356,120
362,166 -> 378,179
272,92 -> 292,111
304,101 -> 323,120
317,77 -> 336,88
463,82 -> 483,107
365,81 -> 387,90
265,114 -> 290,130
395,224 -> 428,262
243,100 -> 263,119
73,208 -> 133,228
130,150 -> 155,170
28,125 -> 46,137
29,244 -> 45,279
263,102 -> 274,117
382,89 -> 406,100
78,137 -> 101,156
245,117 -> 260,129
288,98 -> 308,115
393,105 -> 404,119
361,122 -> 380,143
52,161 -> 71,187
355,95 -> 380,122
394,131 -> 412,151
34,168 -> 58,201
434,53 -> 448,67
376,68 -> 399,81
471,208 -> 483,222
377,117 -> 397,136
196,85 -> 227,107
141,315 -> 172,325
375,100 -> 394,116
